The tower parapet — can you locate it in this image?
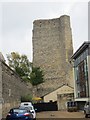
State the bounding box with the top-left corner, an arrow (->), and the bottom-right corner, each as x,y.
0,52 -> 5,62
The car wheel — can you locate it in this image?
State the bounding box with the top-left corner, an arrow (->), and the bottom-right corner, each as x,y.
85,114 -> 88,118
33,118 -> 36,120
84,110 -> 85,114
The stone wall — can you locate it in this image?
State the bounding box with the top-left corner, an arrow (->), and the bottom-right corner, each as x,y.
0,61 -> 32,118
32,15 -> 73,96
57,93 -> 74,110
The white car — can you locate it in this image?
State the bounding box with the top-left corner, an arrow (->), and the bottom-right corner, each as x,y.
84,101 -> 90,118
19,102 -> 36,120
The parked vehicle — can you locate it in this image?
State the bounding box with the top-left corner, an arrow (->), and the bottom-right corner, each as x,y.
6,108 -> 33,120
67,101 -> 78,112
20,102 -> 33,107
20,102 -> 36,120
84,101 -> 90,118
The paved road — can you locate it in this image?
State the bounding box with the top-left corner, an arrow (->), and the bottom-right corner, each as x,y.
36,111 -> 85,118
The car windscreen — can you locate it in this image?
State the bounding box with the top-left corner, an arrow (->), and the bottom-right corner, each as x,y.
24,103 -> 29,105
11,109 -> 26,113
20,106 -> 33,110
20,102 -> 32,106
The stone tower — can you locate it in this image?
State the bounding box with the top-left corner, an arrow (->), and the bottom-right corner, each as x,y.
32,15 -> 73,96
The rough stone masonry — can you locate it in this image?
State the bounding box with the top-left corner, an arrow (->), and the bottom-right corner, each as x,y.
32,15 -> 73,96
0,56 -> 32,119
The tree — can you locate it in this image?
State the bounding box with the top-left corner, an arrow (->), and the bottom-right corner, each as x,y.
21,94 -> 32,102
7,52 -> 32,82
7,52 -> 44,85
30,66 -> 44,86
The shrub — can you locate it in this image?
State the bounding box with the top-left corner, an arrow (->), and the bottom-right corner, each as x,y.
21,94 -> 32,102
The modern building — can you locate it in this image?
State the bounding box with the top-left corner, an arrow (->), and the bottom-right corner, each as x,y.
71,41 -> 90,109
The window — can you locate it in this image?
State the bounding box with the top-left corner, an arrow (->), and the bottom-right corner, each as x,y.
75,60 -> 89,98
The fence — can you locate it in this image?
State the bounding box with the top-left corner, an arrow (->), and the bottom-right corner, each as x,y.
33,101 -> 58,112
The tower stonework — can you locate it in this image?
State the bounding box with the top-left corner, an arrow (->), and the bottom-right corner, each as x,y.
32,15 -> 73,96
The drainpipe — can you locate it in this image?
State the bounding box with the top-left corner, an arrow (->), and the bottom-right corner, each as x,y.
87,56 -> 90,101
0,61 -> 2,119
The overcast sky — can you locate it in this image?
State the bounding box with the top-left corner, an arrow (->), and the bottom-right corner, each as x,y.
0,0 -> 88,62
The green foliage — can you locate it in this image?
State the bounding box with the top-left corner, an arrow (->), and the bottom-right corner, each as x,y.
7,52 -> 44,85
21,94 -> 32,102
7,52 -> 32,82
30,67 -> 44,86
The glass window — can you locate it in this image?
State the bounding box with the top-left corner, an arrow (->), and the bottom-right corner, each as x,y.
75,59 -> 89,98
83,51 -> 86,59
86,49 -> 88,56
81,53 -> 83,62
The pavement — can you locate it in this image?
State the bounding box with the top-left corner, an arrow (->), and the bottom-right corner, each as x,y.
36,111 -> 85,118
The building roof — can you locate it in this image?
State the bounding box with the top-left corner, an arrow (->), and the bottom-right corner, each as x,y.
41,84 -> 74,97
71,41 -> 90,59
